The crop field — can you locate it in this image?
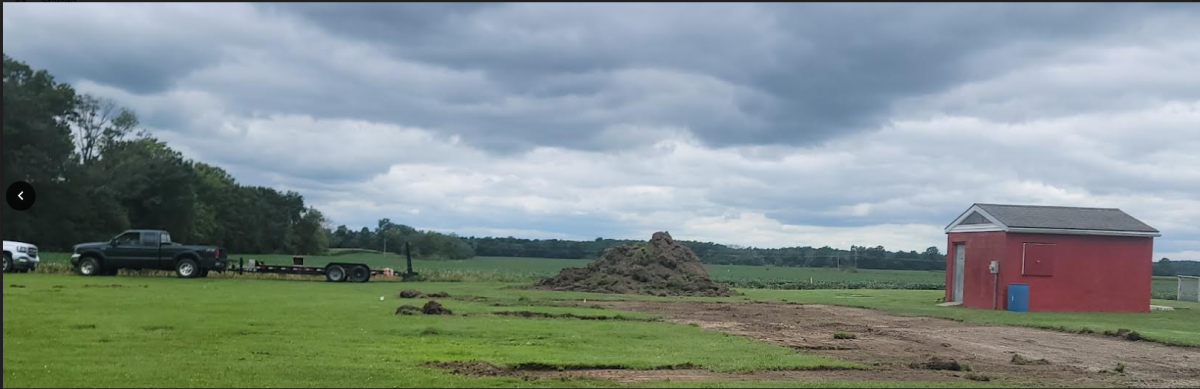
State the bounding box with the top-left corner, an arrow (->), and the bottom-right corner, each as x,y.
37,253 -> 1183,298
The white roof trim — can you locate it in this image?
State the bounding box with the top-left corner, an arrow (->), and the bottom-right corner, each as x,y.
945,204 -> 1007,233
947,224 -> 1005,233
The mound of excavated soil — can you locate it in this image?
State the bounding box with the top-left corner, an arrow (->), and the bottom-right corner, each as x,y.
537,232 -> 731,297
422,300 -> 453,315
395,305 -> 422,315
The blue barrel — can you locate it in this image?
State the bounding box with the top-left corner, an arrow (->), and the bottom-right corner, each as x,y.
1008,284 -> 1030,312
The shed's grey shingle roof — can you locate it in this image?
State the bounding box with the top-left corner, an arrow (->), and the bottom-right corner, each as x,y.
974,203 -> 1159,233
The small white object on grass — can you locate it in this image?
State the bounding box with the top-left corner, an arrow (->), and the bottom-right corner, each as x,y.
380,296 -> 385,301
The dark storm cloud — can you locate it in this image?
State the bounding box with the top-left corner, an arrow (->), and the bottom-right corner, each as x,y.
6,3 -> 1191,151
252,3 -> 1191,150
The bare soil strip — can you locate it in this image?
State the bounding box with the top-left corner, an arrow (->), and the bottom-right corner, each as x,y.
578,301 -> 1200,388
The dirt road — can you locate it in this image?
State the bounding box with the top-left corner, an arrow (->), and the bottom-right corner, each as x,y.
588,301 -> 1200,388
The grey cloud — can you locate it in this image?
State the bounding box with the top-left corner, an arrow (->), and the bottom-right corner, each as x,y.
256,3 -> 1196,150
8,3 -> 1194,153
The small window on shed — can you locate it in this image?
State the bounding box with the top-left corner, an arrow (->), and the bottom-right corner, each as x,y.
1023,243 -> 1056,276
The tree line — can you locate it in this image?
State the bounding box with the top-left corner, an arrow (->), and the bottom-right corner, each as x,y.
328,218 -> 475,260
1154,258 -> 1200,277
3,54 -> 328,254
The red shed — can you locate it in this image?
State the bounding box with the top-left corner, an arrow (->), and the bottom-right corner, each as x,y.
944,204 -> 1159,312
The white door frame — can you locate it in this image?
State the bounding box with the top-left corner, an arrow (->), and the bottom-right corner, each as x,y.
953,243 -> 966,302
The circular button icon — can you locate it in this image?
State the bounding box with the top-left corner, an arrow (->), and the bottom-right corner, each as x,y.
6,181 -> 35,211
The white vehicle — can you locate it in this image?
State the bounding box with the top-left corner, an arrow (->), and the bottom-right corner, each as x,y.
3,240 -> 40,273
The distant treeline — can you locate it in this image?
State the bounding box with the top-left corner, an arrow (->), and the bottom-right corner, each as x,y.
327,219 -> 475,260
1154,258 -> 1200,277
461,236 -> 946,271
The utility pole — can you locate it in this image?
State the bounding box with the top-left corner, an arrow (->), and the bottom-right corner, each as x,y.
405,242 -> 414,275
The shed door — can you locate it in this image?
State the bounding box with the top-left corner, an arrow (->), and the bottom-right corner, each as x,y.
953,243 -> 966,302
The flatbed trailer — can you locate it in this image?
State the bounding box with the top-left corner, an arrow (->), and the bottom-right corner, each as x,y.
228,243 -> 420,283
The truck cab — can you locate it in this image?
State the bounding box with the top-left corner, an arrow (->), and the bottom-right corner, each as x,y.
71,230 -> 228,278
3,240 -> 40,273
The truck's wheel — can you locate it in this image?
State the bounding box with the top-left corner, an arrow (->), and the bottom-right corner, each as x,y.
3,253 -> 11,273
325,265 -> 347,282
175,259 -> 200,279
76,257 -> 102,276
349,266 -> 371,283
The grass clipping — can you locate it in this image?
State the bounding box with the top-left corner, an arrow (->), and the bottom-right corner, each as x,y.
536,232 -> 732,297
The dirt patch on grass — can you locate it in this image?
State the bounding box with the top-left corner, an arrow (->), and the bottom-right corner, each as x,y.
427,361 -> 510,377
593,300 -> 1200,388
485,311 -> 655,322
426,361 -> 967,384
399,290 -> 423,299
537,232 -> 731,297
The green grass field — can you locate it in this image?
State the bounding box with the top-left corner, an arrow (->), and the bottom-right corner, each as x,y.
5,268 -> 1196,388
6,273 -> 1033,389
36,252 -> 1182,298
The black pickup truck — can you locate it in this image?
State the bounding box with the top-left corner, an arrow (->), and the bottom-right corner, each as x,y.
71,230 -> 229,278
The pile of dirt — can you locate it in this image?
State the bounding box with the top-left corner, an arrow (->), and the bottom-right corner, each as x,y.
395,305 -> 422,315
536,232 -> 731,297
399,290 -> 451,299
909,357 -> 967,371
395,300 -> 454,316
423,300 -> 453,315
1104,328 -> 1143,341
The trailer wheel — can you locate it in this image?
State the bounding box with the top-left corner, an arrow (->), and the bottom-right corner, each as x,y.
175,258 -> 200,278
349,265 -> 371,283
326,265 -> 347,282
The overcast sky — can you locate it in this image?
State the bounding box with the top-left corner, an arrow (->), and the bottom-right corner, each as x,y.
5,3 -> 1199,259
